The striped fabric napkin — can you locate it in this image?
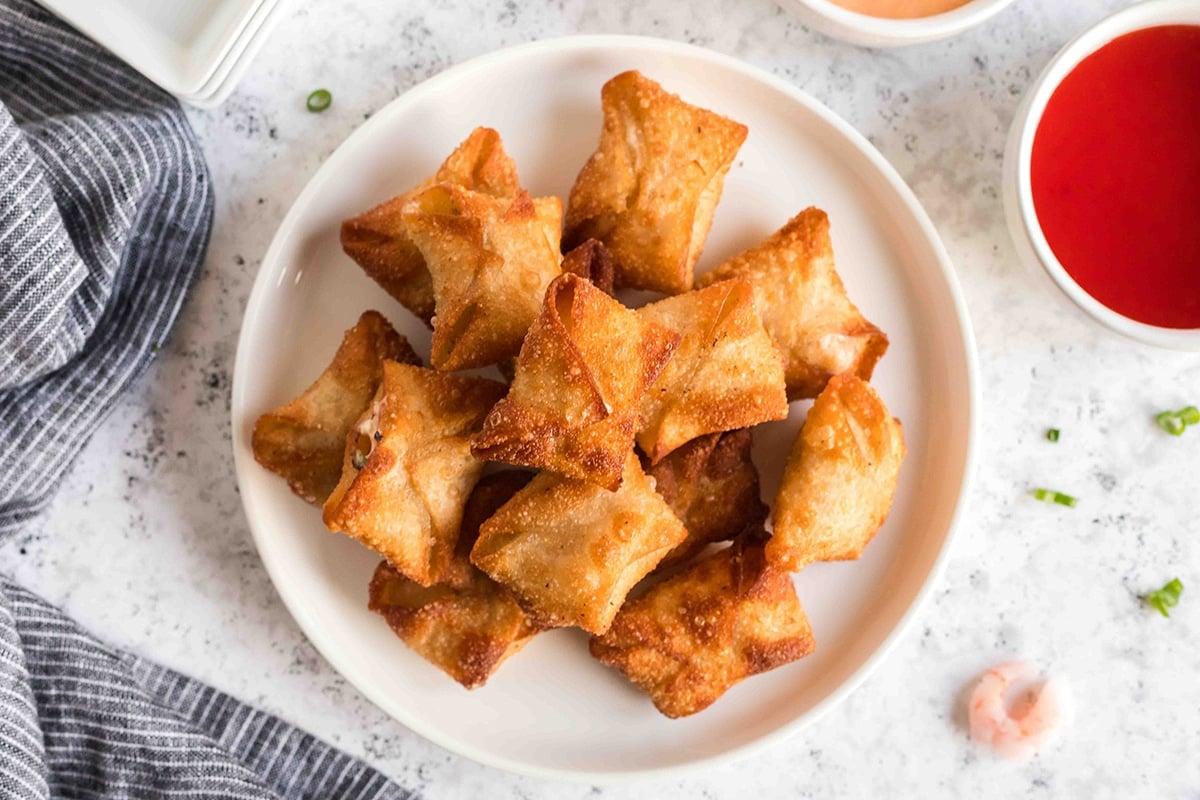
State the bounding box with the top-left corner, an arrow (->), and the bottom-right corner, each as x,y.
0,1 -> 411,797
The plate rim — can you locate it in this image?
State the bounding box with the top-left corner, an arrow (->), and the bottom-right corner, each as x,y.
230,33 -> 980,783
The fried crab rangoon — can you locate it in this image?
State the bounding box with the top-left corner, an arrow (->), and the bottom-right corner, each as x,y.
646,429 -> 768,568
590,534 -> 816,718
470,453 -> 688,635
401,183 -> 563,371
699,207 -> 888,400
251,311 -> 419,505
367,471 -> 541,689
340,127 -> 525,323
323,361 -> 506,586
768,374 -> 905,571
471,273 -> 679,490
564,70 -> 747,294
636,278 -> 788,463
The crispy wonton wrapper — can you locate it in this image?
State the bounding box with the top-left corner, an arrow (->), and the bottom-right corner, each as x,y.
367,471 -> 540,689
471,273 -> 679,490
402,184 -> 563,371
471,453 -> 688,635
699,207 -> 888,400
559,238 -> 616,296
563,70 -> 747,294
323,361 -> 506,586
768,374 -> 905,571
636,278 -> 788,463
251,311 -> 419,504
590,534 -> 815,718
340,127 -> 523,323
647,429 -> 768,568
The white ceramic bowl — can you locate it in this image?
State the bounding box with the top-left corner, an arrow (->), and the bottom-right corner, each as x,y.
1002,0 -> 1200,351
231,35 -> 978,780
777,0 -> 1016,48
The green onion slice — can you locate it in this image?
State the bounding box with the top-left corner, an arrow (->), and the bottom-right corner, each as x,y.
1180,406 -> 1200,426
1156,405 -> 1200,435
1046,428 -> 1060,442
1032,488 -> 1077,507
306,88 -> 332,113
1144,578 -> 1184,618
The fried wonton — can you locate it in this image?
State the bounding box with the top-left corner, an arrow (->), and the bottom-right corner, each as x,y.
323,361 -> 506,586
768,374 -> 905,571
647,429 -> 768,568
251,311 -> 419,504
471,453 -> 688,635
636,279 -> 788,463
559,238 -> 616,296
699,208 -> 888,400
563,70 -> 748,294
471,273 -> 678,490
340,127 -> 523,323
590,534 -> 815,718
367,471 -> 540,689
401,184 -> 563,371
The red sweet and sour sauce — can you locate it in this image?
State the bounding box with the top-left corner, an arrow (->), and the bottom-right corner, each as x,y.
1031,25 -> 1200,329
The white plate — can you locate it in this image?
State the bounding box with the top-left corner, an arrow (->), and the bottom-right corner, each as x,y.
231,36 -> 978,781
39,0 -> 265,96
185,0 -> 289,109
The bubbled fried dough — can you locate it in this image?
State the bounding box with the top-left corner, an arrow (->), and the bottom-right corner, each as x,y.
699,208 -> 888,400
322,362 -> 506,586
470,453 -> 688,635
590,534 -> 815,718
251,311 -> 419,505
402,185 -> 563,372
564,70 -> 747,294
470,273 -> 678,490
636,279 -> 788,464
340,127 -> 524,323
768,374 -> 905,570
366,471 -> 540,689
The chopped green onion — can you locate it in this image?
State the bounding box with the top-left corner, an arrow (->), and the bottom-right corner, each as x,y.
1144,578 -> 1183,617
1157,410 -> 1187,435
1046,428 -> 1060,442
1156,405 -> 1200,435
306,88 -> 332,113
1031,488 -> 1077,507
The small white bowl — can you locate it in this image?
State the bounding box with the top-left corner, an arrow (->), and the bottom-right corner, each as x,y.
1002,0 -> 1200,351
777,0 -> 1016,48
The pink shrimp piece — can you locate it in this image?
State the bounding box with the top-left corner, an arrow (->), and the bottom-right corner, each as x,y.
968,661 -> 1064,759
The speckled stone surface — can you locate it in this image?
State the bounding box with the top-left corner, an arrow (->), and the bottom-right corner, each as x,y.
3,0 -> 1198,796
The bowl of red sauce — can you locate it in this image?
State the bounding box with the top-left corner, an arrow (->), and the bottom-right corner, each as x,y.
777,0 -> 1017,48
1004,0 -> 1200,349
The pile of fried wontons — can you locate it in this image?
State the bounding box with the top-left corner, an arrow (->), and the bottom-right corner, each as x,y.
252,70 -> 906,718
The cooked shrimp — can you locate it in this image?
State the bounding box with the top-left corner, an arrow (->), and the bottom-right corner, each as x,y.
968,661 -> 1064,759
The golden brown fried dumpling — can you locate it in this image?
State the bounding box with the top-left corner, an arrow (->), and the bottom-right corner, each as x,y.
564,71 -> 747,294
589,534 -> 815,718
768,374 -> 905,571
367,471 -> 540,689
323,361 -> 506,586
647,429 -> 767,568
401,184 -> 563,371
251,311 -> 419,504
636,279 -> 788,463
559,238 -> 615,296
471,273 -> 678,490
471,453 -> 688,635
698,208 -> 888,400
341,127 -> 523,323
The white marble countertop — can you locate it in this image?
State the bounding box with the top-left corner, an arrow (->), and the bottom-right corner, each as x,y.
4,0 -> 1199,796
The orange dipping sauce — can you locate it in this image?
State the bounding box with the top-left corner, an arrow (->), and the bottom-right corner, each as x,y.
829,0 -> 971,18
1031,25 -> 1200,329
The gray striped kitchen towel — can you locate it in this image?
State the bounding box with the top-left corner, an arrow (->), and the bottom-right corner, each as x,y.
0,1 -> 410,797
